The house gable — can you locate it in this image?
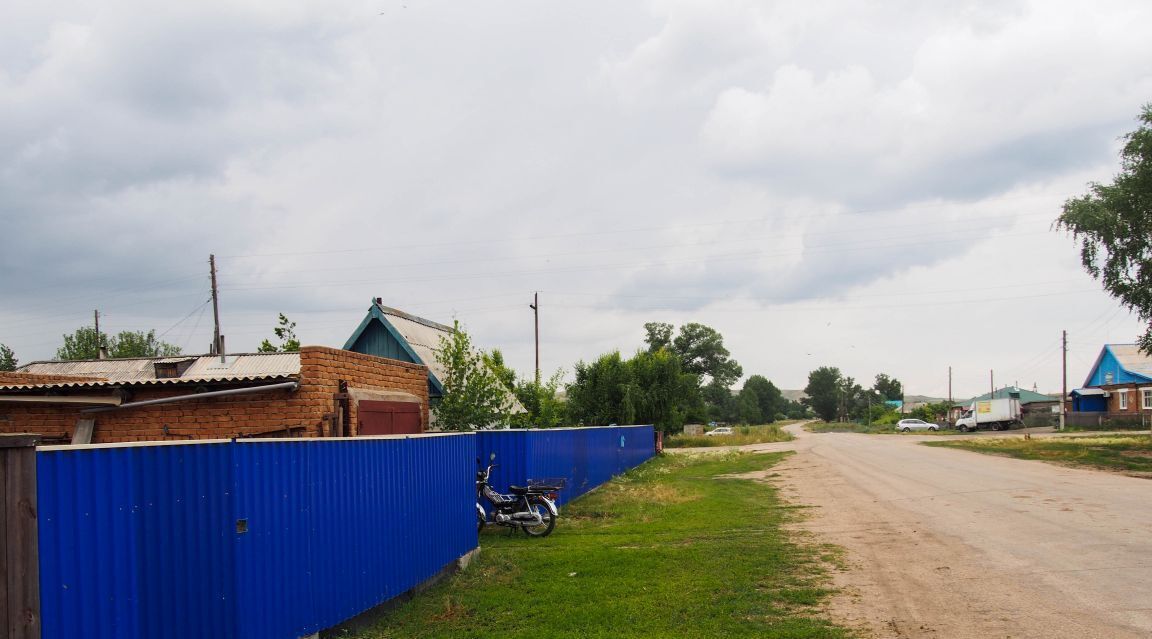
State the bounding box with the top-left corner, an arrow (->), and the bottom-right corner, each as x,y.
344,302 -> 446,397
1084,344 -> 1152,387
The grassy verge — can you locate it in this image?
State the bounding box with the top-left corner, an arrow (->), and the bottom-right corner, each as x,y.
349,452 -> 849,639
804,422 -> 896,434
804,421 -> 955,435
664,423 -> 795,448
924,434 -> 1152,476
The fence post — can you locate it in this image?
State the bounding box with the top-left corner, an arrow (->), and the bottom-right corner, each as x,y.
1,435 -> 41,639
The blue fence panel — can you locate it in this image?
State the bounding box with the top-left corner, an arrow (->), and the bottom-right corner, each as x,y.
37,427 -> 650,638
231,434 -> 476,638
474,430 -> 528,499
37,441 -> 237,639
38,434 -> 476,639
476,426 -> 656,507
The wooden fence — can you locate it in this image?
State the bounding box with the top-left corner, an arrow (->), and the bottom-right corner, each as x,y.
1,435 -> 40,639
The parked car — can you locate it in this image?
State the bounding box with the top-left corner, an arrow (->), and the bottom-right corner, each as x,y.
705,426 -> 734,436
896,419 -> 938,432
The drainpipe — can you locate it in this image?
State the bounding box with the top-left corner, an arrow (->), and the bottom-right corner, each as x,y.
80,381 -> 299,414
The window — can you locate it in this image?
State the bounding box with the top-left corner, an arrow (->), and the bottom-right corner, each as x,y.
1118,390 -> 1128,410
1143,388 -> 1152,410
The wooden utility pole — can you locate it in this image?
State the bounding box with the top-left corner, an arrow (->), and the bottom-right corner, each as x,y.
530,292 -> 540,384
990,370 -> 994,398
210,254 -> 223,361
94,309 -> 103,358
948,366 -> 952,405
1061,329 -> 1068,431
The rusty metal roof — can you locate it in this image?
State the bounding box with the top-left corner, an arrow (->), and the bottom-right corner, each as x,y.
7,352 -> 301,390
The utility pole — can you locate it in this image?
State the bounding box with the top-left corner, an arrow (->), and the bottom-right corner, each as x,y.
530,292 -> 540,384
210,254 -> 224,361
1061,329 -> 1068,431
94,309 -> 104,358
948,366 -> 952,405
990,369 -> 994,398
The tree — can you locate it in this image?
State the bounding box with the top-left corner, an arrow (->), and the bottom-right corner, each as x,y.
111,330 -> 182,358
671,323 -> 743,387
643,322 -> 674,352
737,386 -> 762,424
0,344 -> 16,371
1058,104 -> 1152,353
482,349 -> 518,392
434,320 -> 512,430
512,371 -> 568,429
567,349 -> 700,432
741,375 -> 783,423
873,373 -> 903,401
56,327 -> 180,360
258,314 -> 300,353
803,366 -> 842,422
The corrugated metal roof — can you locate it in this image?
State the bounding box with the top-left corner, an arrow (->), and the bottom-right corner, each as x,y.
378,306 -> 452,387
8,352 -> 300,390
1109,344 -> 1152,376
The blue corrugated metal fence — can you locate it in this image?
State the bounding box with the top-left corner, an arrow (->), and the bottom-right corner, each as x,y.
36,425 -> 655,638
37,435 -> 475,639
477,425 -> 656,506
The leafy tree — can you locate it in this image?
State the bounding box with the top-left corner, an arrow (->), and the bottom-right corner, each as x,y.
672,323 -> 743,387
781,398 -> 810,419
0,343 -> 17,371
741,375 -> 783,423
482,349 -> 518,392
567,349 -> 700,432
911,401 -> 952,423
112,330 -> 182,358
567,351 -> 633,426
1058,104 -> 1152,353
643,322 -> 674,352
56,327 -> 180,360
434,321 -> 512,430
56,327 -> 103,360
737,386 -> 762,424
512,371 -> 568,429
803,366 -> 842,422
258,314 -> 300,353
873,373 -> 903,401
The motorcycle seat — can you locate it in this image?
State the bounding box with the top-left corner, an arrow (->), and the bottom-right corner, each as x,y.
509,485 -> 561,494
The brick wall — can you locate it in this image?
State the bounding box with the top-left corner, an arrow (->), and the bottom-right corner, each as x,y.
0,346 -> 428,443
0,372 -> 107,386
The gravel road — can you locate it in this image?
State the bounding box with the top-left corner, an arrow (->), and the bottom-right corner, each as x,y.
679,424 -> 1152,638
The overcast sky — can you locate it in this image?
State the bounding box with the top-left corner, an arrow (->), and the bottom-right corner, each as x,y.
3,0 -> 1150,399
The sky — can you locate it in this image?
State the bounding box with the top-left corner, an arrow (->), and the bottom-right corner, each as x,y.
2,0 -> 1150,399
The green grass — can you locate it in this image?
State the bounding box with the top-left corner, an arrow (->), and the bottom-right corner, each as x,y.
663,423 -> 796,448
804,421 -> 954,435
924,434 -> 1152,475
347,452 -> 849,639
804,421 -> 896,434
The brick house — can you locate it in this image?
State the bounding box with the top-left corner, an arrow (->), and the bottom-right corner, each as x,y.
1070,344 -> 1152,414
0,346 -> 429,444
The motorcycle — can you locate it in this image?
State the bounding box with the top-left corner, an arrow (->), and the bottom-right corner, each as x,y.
475,462 -> 562,537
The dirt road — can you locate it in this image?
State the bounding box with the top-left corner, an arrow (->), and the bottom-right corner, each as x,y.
755,425 -> 1152,638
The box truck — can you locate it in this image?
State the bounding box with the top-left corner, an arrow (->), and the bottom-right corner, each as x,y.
955,398 -> 1022,432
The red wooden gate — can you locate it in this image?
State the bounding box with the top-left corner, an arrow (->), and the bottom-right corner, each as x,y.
358,401 -> 422,436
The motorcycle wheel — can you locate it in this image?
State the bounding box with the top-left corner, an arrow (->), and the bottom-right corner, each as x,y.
521,498 -> 557,538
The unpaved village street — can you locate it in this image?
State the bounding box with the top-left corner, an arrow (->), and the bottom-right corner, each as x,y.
687,425 -> 1152,638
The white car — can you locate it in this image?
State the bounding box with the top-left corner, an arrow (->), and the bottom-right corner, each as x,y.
896,419 -> 938,432
705,426 -> 734,436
